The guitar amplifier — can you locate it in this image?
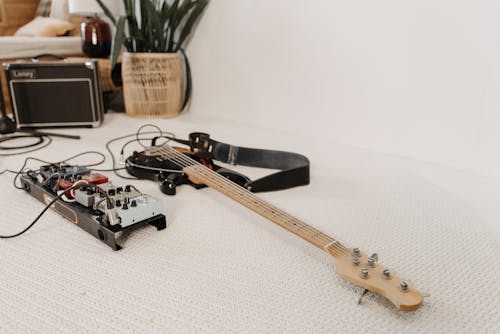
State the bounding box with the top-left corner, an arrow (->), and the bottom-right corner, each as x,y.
3,60 -> 104,128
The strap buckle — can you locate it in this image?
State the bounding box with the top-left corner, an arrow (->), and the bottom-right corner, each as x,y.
227,145 -> 239,165
189,132 -> 217,158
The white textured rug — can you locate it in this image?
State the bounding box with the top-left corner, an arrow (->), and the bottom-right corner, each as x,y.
0,114 -> 499,333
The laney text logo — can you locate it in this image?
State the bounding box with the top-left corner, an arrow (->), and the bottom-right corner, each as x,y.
12,70 -> 35,79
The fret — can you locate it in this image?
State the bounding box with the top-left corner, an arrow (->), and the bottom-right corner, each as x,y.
185,165 -> 338,250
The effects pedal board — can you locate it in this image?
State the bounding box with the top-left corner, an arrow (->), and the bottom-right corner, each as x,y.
20,163 -> 166,250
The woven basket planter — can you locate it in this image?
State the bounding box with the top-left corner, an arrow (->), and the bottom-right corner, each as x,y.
122,52 -> 185,118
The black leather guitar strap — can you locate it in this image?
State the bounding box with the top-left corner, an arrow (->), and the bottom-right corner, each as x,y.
185,132 -> 310,193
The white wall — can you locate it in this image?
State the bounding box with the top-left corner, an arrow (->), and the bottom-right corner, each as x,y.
187,0 -> 500,178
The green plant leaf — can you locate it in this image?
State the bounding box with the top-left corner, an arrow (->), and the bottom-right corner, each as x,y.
110,0 -> 209,54
96,0 -> 116,25
158,2 -> 171,51
124,0 -> 136,19
160,1 -> 171,25
123,37 -> 133,51
111,15 -> 127,68
166,0 -> 181,52
169,1 -> 202,50
125,0 -> 140,51
144,0 -> 163,52
175,0 -> 208,51
139,0 -> 149,48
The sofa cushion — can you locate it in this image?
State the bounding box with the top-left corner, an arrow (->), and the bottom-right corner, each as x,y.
14,16 -> 75,37
50,0 -> 84,35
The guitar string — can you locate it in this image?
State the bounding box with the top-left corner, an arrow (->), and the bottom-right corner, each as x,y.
167,153 -> 347,254
151,146 -> 346,252
149,146 -> 348,253
151,146 -> 340,248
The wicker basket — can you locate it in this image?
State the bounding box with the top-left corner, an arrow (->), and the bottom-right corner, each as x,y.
121,52 -> 184,118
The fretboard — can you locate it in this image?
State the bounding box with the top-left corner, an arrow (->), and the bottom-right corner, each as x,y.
184,165 -> 340,250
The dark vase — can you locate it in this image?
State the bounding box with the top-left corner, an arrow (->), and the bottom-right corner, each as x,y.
81,15 -> 112,58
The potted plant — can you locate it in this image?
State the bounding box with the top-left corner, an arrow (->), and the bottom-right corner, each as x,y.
97,0 -> 209,118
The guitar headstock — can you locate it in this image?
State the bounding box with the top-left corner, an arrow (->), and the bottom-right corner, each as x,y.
325,246 -> 423,311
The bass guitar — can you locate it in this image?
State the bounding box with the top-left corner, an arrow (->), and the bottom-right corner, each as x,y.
126,139 -> 423,312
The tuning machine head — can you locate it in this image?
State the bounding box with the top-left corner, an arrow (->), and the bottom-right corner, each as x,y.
326,247 -> 423,311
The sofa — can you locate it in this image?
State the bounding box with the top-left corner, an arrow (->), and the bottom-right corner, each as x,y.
0,0 -> 83,113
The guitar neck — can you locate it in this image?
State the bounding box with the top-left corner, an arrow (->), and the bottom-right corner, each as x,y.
150,146 -> 424,312
184,165 -> 341,250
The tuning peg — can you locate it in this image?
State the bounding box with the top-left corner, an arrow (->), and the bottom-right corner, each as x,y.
360,268 -> 369,279
352,257 -> 360,266
352,248 -> 360,257
400,280 -> 409,292
370,253 -> 378,261
382,269 -> 391,279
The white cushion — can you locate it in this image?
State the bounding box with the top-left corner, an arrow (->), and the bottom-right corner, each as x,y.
0,36 -> 82,58
14,17 -> 75,37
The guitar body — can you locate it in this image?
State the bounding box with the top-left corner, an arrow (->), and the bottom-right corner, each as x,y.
126,149 -> 251,195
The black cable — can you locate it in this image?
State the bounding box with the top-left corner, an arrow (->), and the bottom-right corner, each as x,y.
0,134 -> 43,150
0,183 -> 111,239
90,167 -> 127,172
3,126 -> 174,181
9,151 -> 107,190
0,126 -> 178,238
136,124 -> 163,148
0,183 -> 82,239
105,127 -> 175,180
0,169 -> 19,175
64,151 -> 107,167
0,135 -> 52,157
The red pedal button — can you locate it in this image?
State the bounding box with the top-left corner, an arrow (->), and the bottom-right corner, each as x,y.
82,173 -> 109,185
